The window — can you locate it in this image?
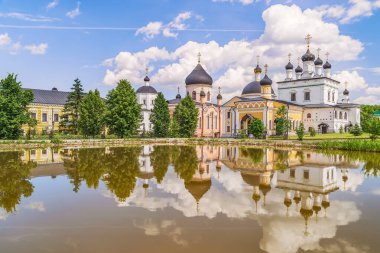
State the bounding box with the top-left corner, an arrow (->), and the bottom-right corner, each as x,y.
54,114 -> 59,122
291,92 -> 296,102
335,111 -> 337,119
42,149 -> 47,155
31,113 -> 37,120
192,91 -> 196,100
339,111 -> 342,119
42,113 -> 48,122
328,91 -> 331,101
290,169 -> 295,178
187,91 -> 189,97
332,92 -> 335,102
304,91 -> 311,101
227,126 -> 231,132
198,117 -> 201,128
227,112 -> 231,119
143,100 -> 146,105
307,113 -> 311,119
303,170 -> 310,180
215,116 -> 218,129
30,150 -> 36,156
344,112 -> 347,120
207,91 -> 211,101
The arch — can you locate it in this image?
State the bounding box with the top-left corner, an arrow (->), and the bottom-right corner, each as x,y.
344,112 -> 347,120
241,114 -> 254,130
332,92 -> 335,102
192,91 -> 196,100
307,113 -> 311,119
328,90 -> 331,101
339,111 -> 343,119
207,91 -> 211,101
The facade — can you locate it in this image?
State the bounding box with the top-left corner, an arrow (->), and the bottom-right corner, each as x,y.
221,35 -> 360,137
168,54 -> 223,137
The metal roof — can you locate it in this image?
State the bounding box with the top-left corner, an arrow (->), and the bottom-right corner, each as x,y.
25,88 -> 70,105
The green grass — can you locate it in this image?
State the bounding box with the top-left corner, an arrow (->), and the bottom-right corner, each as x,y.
314,139 -> 380,152
286,132 -> 370,140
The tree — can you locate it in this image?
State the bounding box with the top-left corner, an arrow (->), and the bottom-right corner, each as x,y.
350,123 -> 363,136
60,78 -> 85,134
0,74 -> 34,139
170,118 -> 180,138
104,80 -> 141,138
360,105 -> 380,132
296,122 -> 305,141
78,89 -> 106,137
368,117 -> 380,141
275,105 -> 289,138
248,118 -> 265,139
150,92 -> 170,137
309,127 -> 316,137
172,96 -> 198,138
339,126 -> 344,134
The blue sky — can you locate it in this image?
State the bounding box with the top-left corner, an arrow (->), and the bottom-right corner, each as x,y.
0,0 -> 379,104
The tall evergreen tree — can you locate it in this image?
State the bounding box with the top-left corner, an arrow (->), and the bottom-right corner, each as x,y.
78,89 -> 106,137
150,92 -> 170,137
60,78 -> 85,134
104,80 -> 141,138
0,74 -> 34,139
173,96 -> 198,138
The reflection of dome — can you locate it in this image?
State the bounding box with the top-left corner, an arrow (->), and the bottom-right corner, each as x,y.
143,183 -> 149,189
293,196 -> 301,204
300,208 -> 313,220
342,175 -> 348,182
313,205 -> 322,214
252,192 -> 261,202
322,200 -> 330,209
185,64 -> 213,86
259,184 -> 272,196
185,180 -> 212,202
284,198 -> 292,208
343,89 -> 349,96
241,172 -> 260,186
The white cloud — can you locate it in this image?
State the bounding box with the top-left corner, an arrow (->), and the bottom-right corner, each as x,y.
47,0 -> 59,10
66,2 -> 81,19
370,67 -> 380,74
10,42 -> 22,55
136,11 -> 197,39
332,70 -> 368,91
366,86 -> 380,95
0,12 -> 58,22
104,4 -> 364,101
340,0 -> 375,24
23,201 -> 45,212
354,95 -> 380,105
0,33 -> 11,46
24,43 -> 48,55
314,5 -> 346,19
212,0 -> 255,5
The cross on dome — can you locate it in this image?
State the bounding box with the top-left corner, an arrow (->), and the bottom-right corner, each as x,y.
264,64 -> 268,74
325,52 -> 330,61
288,53 -> 292,62
256,55 -> 260,65
218,86 -> 221,94
198,52 -> 201,64
305,34 -> 312,49
317,48 -> 321,57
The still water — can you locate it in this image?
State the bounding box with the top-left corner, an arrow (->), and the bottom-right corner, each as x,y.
0,145 -> 379,253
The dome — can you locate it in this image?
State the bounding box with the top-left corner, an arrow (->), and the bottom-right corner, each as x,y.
323,61 -> 331,69
293,195 -> 301,204
176,93 -> 182,99
242,81 -> 261,95
136,86 -> 158,94
254,64 -> 262,73
284,198 -> 292,208
285,62 -> 294,70
185,180 -> 211,202
295,65 -> 303,73
343,89 -> 349,96
314,57 -> 323,66
301,49 -> 316,62
241,173 -> 260,187
144,76 -> 150,82
259,184 -> 271,196
217,93 -> 222,100
260,74 -> 272,86
185,64 -> 213,86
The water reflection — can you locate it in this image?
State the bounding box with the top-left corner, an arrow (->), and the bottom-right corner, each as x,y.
0,145 -> 379,252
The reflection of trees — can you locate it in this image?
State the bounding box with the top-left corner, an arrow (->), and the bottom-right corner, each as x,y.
240,148 -> 265,164
172,146 -> 198,183
64,148 -> 108,192
274,150 -> 290,172
0,151 -> 36,213
150,146 -> 170,184
103,147 -> 141,201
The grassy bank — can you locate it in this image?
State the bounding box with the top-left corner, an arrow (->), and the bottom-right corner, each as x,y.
313,139 -> 380,152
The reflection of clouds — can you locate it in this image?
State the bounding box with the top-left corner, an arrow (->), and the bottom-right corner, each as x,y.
338,170 -> 365,192
133,219 -> 188,246
0,210 -> 8,220
316,239 -> 370,253
23,201 -> 45,212
371,188 -> 380,196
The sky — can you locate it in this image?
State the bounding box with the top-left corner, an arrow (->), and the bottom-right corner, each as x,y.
0,0 -> 380,104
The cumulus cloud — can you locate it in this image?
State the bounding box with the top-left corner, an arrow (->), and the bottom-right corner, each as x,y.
24,43 -> 48,55
354,95 -> 380,105
0,33 -> 11,46
47,0 -> 59,10
212,0 -> 255,5
136,12 -> 198,39
104,4 -> 363,100
332,70 -> 368,91
66,2 -> 81,19
0,12 -> 59,22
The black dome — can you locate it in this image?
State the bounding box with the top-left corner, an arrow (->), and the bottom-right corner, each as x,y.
185,64 -> 213,86
285,62 -> 294,70
242,81 -> 261,95
323,61 -> 331,69
314,57 -> 323,66
144,76 -> 150,82
301,49 -> 315,62
176,93 -> 181,99
295,65 -> 303,73
217,93 -> 222,100
260,74 -> 272,86
343,89 -> 349,95
136,86 -> 158,94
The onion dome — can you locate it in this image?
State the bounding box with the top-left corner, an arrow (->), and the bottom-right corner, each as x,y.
301,49 -> 315,62
295,65 -> 303,73
285,62 -> 294,70
242,81 -> 261,95
259,184 -> 271,196
284,198 -> 292,208
200,90 -> 206,97
260,75 -> 272,86
343,89 -> 349,96
254,64 -> 262,74
185,180 -> 211,202
322,200 -> 330,209
293,195 -> 301,205
176,93 -> 182,99
217,93 -> 222,100
323,61 -> 331,69
313,205 -> 322,214
300,208 -> 314,220
185,64 -> 213,86
342,175 -> 348,182
144,76 -> 150,82
241,173 -> 260,187
252,192 -> 261,203
314,57 -> 323,66
143,183 -> 149,189
136,86 -> 157,94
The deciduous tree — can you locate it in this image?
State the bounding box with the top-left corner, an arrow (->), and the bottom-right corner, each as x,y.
150,92 -> 170,137
172,96 -> 198,138
78,89 -> 105,137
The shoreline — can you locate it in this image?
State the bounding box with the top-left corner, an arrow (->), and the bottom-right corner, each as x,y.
0,138 -> 379,152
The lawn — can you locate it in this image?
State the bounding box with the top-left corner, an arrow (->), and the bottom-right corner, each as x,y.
270,132 -> 371,140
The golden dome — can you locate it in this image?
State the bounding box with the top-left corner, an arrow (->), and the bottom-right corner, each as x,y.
185,179 -> 212,202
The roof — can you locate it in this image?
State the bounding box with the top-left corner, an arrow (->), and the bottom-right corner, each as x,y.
277,76 -> 340,84
136,85 -> 158,94
25,88 -> 70,105
242,81 -> 261,95
185,64 -> 213,86
374,110 -> 380,115
304,103 -> 360,109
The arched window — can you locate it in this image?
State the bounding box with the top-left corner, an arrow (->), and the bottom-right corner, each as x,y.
339,111 -> 342,119
328,91 -> 331,101
192,91 -> 196,100
307,113 -> 311,119
332,92 -> 335,102
207,91 -> 211,101
335,111 -> 337,119
344,112 -> 347,120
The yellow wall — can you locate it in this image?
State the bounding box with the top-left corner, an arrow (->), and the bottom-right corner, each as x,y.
23,103 -> 64,135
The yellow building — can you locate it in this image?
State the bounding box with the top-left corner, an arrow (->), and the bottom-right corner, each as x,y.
22,88 -> 69,135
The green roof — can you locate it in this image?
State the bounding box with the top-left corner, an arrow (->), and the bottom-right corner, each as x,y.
374,110 -> 380,115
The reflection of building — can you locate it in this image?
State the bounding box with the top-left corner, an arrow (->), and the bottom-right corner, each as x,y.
138,145 -> 155,196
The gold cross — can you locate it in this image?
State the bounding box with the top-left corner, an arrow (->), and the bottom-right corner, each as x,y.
256,55 -> 260,65
264,64 -> 268,74
218,86 -> 221,94
145,67 -> 149,76
325,52 -> 330,61
317,48 -> 321,57
305,34 -> 312,48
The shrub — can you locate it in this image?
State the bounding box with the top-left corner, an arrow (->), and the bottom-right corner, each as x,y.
339,126 -> 344,134
296,123 -> 305,141
350,124 -> 363,136
248,118 -> 265,139
309,127 -> 316,137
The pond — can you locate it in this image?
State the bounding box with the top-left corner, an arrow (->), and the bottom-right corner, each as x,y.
0,145 -> 379,253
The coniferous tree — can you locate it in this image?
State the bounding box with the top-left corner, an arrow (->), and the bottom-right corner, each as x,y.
296,122 -> 305,141
60,78 -> 85,134
150,92 -> 170,137
173,96 -> 198,138
0,74 -> 34,139
104,80 -> 141,138
78,90 -> 105,137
